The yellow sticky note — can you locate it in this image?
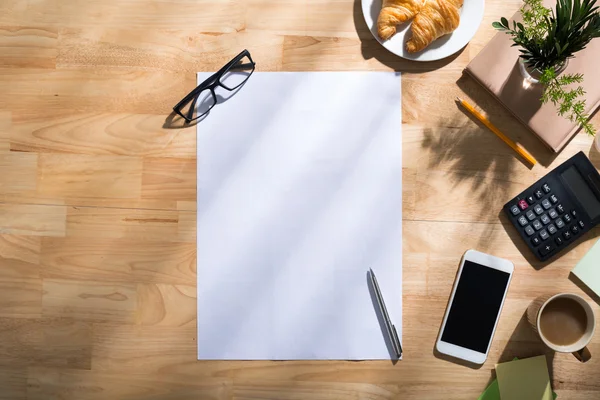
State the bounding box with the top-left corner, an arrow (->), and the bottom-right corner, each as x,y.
496,355 -> 553,400
572,239 -> 600,297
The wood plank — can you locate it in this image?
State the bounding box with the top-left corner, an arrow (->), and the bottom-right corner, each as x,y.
0,26 -> 57,69
58,28 -> 284,72
177,210 -> 196,243
0,204 -> 66,237
0,0 -> 247,31
27,368 -> 231,400
0,259 -> 41,318
136,283 -> 195,326
0,367 -> 26,400
0,152 -> 38,193
0,111 -> 10,151
37,153 -> 143,199
142,157 -> 196,201
0,317 -> 91,369
232,381 -> 400,400
42,279 -> 137,323
92,324 -> 197,373
0,234 -> 40,265
0,69 -> 193,117
66,206 -> 189,241
10,113 -> 196,157
246,0 -> 356,38
40,237 -> 196,285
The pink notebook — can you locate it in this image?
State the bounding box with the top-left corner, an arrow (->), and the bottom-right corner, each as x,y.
465,5 -> 600,152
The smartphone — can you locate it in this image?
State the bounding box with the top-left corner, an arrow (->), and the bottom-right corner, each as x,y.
436,250 -> 514,364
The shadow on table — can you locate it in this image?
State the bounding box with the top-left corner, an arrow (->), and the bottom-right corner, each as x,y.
351,0 -> 465,73
485,310 -> 556,389
419,112 -> 518,249
163,111 -> 203,129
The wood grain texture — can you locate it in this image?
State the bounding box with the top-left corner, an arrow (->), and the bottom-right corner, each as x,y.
1,0 -> 600,398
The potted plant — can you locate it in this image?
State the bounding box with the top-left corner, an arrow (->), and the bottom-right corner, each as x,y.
493,0 -> 600,144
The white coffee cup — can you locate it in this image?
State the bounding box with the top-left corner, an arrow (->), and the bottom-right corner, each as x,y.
528,293 -> 596,362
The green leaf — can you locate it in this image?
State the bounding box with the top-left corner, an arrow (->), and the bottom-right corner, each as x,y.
501,17 -> 509,27
492,21 -> 504,29
517,22 -> 525,31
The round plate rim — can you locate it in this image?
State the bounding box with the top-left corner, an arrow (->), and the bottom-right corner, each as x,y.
361,0 -> 486,62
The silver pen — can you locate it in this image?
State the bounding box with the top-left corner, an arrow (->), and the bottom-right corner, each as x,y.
369,268 -> 402,359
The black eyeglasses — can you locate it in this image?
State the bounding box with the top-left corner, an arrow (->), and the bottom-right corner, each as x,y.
173,50 -> 256,123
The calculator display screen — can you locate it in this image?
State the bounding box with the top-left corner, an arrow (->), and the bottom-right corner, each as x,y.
561,166 -> 600,219
441,261 -> 510,353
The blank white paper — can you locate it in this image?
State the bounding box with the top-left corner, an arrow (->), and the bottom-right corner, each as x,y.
196,72 -> 402,360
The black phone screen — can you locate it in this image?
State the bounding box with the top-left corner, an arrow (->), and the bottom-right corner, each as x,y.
441,261 -> 510,353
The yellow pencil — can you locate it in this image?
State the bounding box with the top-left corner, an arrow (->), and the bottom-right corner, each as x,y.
456,97 -> 537,166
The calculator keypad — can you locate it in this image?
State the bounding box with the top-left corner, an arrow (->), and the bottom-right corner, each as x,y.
518,199 -> 529,210
539,243 -> 554,256
542,199 -> 552,209
507,181 -> 591,259
534,205 -> 544,215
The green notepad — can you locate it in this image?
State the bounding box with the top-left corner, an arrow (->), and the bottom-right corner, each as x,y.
495,356 -> 553,400
479,358 -> 557,400
478,379 -> 501,400
572,239 -> 600,297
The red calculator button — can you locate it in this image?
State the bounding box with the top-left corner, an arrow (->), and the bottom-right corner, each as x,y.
518,199 -> 529,210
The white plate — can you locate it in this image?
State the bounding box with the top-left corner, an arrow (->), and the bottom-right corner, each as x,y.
361,0 -> 485,61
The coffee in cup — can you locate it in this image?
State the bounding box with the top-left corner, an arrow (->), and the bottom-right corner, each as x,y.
527,293 -> 596,362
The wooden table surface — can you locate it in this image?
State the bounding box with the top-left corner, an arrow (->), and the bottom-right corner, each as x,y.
1,0 -> 600,398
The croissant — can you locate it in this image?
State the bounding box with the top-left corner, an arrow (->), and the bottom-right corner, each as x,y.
405,0 -> 463,53
377,0 -> 425,41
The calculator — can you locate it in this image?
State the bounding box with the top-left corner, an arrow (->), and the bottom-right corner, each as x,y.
504,151 -> 600,261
